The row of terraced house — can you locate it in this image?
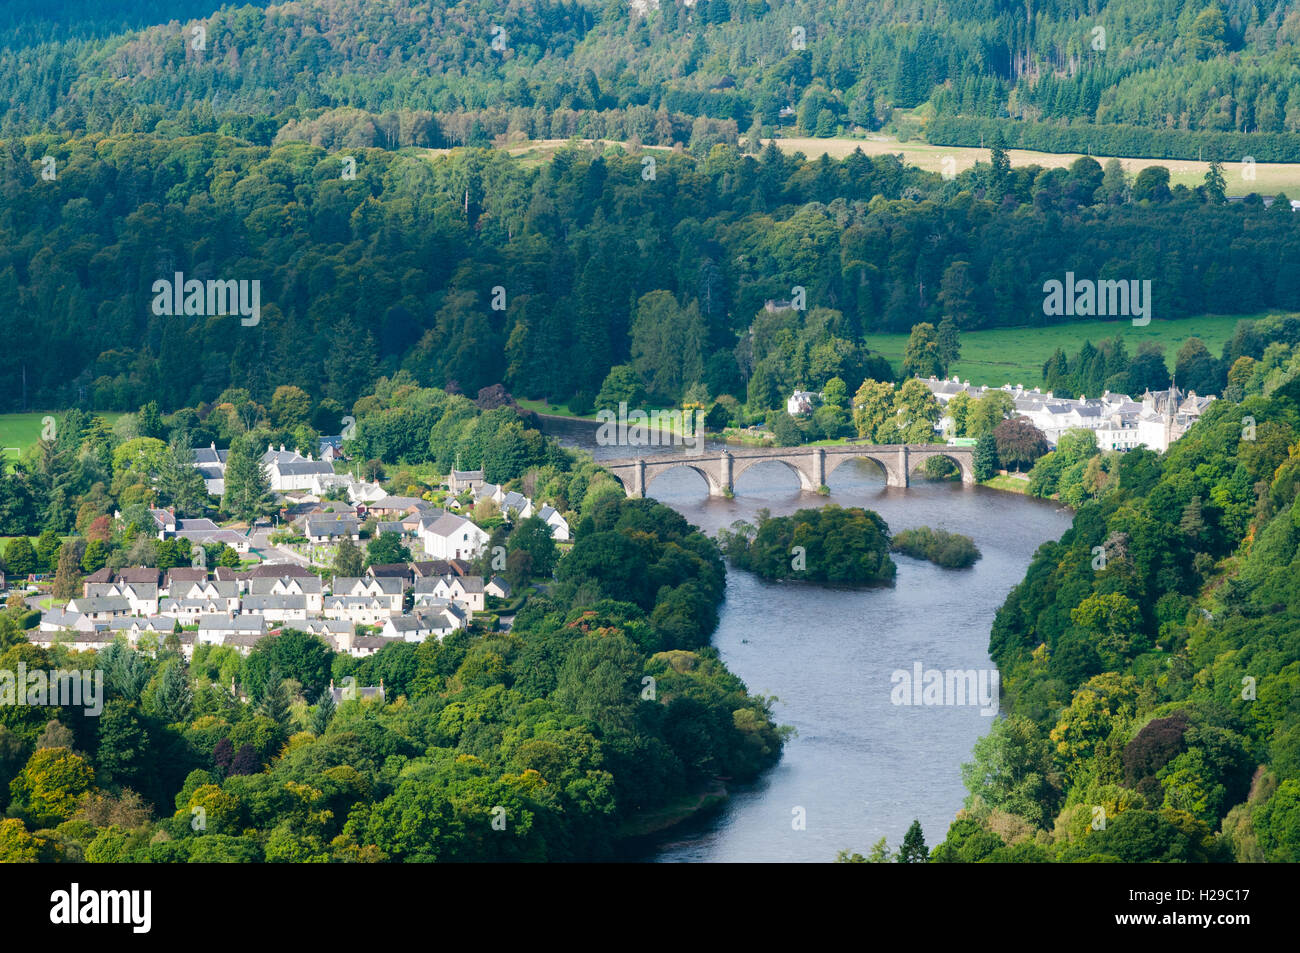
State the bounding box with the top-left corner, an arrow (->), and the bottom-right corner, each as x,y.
30,560 -> 511,660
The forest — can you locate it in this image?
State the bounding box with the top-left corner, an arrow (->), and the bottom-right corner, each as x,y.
3,127 -> 1299,423
2,0 -> 1299,154
911,312 -> 1300,861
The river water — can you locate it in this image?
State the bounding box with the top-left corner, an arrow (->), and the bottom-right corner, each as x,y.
540,416 -> 1073,862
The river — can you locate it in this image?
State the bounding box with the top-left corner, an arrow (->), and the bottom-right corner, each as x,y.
540,415 -> 1074,862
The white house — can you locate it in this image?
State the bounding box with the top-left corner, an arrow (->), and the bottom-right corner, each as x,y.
39,608 -> 93,632
196,614 -> 268,653
414,574 -> 485,613
176,580 -> 240,612
381,603 -> 467,641
787,390 -> 820,415
158,597 -> 229,618
920,377 -> 1214,453
239,593 -> 309,622
28,629 -> 116,650
64,597 -> 131,622
305,517 -> 361,544
84,582 -> 159,616
330,576 -> 404,613
248,575 -> 324,612
417,513 -> 489,560
192,444 -> 229,495
108,616 -> 175,650
321,596 -> 394,627
537,504 -> 570,541
263,445 -> 336,492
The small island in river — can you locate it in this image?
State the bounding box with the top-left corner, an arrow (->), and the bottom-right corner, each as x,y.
716,504 -> 896,585
891,526 -> 982,569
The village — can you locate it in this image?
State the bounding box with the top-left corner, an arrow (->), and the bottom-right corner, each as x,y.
24,442 -> 572,661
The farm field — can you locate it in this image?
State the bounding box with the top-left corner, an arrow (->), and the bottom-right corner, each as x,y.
768,136 -> 1300,198
866,313 -> 1252,390
417,134 -> 1300,196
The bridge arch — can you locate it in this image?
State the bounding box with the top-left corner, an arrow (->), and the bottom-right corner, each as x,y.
824,452 -> 899,486
645,463 -> 721,497
731,456 -> 816,491
604,470 -> 632,497
906,448 -> 975,485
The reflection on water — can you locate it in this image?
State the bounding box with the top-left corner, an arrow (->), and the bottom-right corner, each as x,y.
544,418 -> 1073,862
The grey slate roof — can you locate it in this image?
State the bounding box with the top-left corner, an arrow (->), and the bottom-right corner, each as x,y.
241,594 -> 307,611
248,575 -> 323,595
193,445 -> 229,465
306,518 -> 360,537
198,614 -> 267,634
66,597 -> 130,614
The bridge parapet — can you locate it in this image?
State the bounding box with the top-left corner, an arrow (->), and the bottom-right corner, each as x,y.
601,443 -> 975,497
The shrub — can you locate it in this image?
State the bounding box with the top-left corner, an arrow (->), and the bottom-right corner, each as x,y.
891,526 -> 981,568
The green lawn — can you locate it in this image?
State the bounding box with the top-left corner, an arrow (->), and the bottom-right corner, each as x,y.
516,398 -> 597,420
981,474 -> 1032,494
0,413 -> 57,457
0,411 -> 124,463
867,313 -> 1258,390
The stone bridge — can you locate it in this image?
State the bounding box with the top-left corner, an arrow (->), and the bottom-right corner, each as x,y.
601,444 -> 975,498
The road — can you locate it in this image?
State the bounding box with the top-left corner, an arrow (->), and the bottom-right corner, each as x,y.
247,527 -> 313,566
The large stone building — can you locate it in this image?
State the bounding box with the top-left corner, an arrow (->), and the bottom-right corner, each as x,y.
921,377 -> 1214,453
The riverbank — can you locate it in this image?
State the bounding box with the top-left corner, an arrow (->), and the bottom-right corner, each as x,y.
981,473 -> 1032,495
621,780 -> 730,840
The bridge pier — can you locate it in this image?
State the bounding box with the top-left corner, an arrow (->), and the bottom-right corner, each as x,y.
811,447 -> 825,488
632,459 -> 645,498
717,451 -> 733,497
896,446 -> 909,488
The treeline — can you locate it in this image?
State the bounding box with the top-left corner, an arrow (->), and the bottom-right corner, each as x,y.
914,320 -> 1300,862
927,116 -> 1300,164
1042,315 -> 1300,403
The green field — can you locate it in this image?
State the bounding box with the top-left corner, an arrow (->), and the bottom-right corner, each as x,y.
0,413 -> 58,457
0,411 -> 124,463
867,313 -> 1255,390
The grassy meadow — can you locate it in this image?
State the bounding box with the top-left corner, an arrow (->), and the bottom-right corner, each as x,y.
866,313 -> 1252,390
